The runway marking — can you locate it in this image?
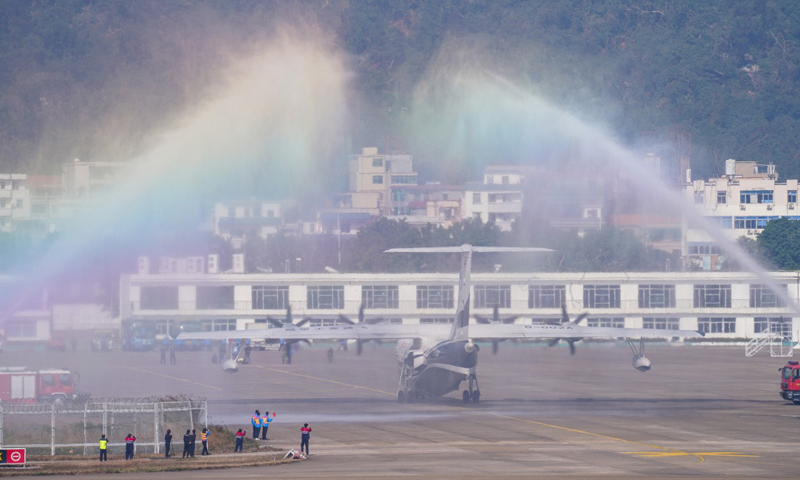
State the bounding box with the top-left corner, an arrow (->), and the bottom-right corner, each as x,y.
120,366 -> 223,391
489,412 -> 757,463
250,365 -> 395,396
624,451 -> 759,459
247,365 -> 757,463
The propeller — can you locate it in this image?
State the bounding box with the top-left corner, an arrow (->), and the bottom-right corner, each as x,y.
337,304 -> 385,355
267,306 -> 293,327
475,305 -> 517,355
547,303 -> 588,355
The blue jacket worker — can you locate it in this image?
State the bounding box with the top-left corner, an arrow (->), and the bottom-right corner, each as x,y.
251,410 -> 262,439
261,411 -> 273,440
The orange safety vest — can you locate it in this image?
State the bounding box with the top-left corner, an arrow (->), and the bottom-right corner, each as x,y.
200,431 -> 209,441
252,415 -> 261,426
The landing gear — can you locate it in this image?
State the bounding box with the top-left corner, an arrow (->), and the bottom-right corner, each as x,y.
397,352 -> 415,403
463,373 -> 481,404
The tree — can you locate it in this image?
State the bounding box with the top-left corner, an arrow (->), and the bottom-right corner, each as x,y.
757,217 -> 800,270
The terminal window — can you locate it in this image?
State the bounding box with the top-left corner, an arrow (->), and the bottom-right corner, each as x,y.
583,285 -> 621,309
307,286 -> 344,309
197,286 -> 234,310
252,286 -> 289,310
638,285 -> 676,308
474,285 -> 511,308
698,317 -> 735,333
362,285 -> 399,309
416,285 -> 454,309
528,285 -> 565,309
587,318 -> 624,328
754,317 -> 792,335
140,286 -> 178,310
693,284 -> 731,308
749,284 -> 785,308
642,317 -> 679,330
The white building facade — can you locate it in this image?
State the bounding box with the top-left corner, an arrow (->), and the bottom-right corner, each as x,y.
120,270 -> 800,341
462,166 -> 527,231
0,174 -> 30,232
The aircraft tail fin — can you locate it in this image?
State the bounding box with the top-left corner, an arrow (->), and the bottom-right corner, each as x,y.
385,245 -> 553,341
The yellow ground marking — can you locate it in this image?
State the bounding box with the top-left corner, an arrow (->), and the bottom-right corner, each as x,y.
489,412 -> 757,463
120,366 -> 223,391
250,365 -> 395,396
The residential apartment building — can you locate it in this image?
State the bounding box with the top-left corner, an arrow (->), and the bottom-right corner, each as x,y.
339,147 -> 419,216
0,174 -> 30,232
462,166 -> 528,231
388,183 -> 461,228
213,199 -> 283,242
684,159 -> 798,268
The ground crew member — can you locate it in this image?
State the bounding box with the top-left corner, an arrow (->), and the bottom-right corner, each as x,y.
189,429 -> 196,457
200,427 -> 211,455
160,345 -> 167,364
124,433 -> 136,460
234,428 -> 245,452
252,409 -> 261,439
300,423 -> 312,455
182,429 -> 191,458
164,429 -> 172,457
244,343 -> 252,364
261,411 -> 272,440
99,434 -> 108,461
169,344 -> 177,364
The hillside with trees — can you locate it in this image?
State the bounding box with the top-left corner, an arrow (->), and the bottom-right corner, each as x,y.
2,0 -> 800,182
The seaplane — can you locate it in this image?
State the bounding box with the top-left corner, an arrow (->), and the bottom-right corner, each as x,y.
177,245 -> 703,403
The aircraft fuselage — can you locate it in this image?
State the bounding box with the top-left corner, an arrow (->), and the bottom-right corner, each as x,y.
399,339 -> 478,399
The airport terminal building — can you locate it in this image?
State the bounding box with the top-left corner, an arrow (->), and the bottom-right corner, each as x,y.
120,270 -> 800,342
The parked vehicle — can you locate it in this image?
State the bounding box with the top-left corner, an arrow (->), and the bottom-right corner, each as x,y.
780,360 -> 800,404
91,332 -> 116,352
121,320 -> 157,351
0,367 -> 86,404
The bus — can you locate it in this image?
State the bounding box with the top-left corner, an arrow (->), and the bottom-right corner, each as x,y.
121,320 -> 157,351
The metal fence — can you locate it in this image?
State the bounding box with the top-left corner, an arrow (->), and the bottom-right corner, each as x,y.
0,397 -> 207,456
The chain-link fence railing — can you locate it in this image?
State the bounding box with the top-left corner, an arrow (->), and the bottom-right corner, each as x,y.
0,397 -> 206,456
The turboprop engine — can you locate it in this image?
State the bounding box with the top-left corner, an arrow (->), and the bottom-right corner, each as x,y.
632,354 -> 651,372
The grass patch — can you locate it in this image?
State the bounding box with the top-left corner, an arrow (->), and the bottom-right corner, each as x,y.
0,452 -> 297,476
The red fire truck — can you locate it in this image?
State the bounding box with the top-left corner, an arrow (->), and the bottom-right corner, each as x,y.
0,367 -> 79,404
779,361 -> 800,404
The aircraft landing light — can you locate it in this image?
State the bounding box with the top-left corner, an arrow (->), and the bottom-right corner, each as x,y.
250,365 -> 395,397
489,412 -> 757,463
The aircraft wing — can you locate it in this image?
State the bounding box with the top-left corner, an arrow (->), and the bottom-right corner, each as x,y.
176,323 -> 452,342
468,323 -> 704,340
